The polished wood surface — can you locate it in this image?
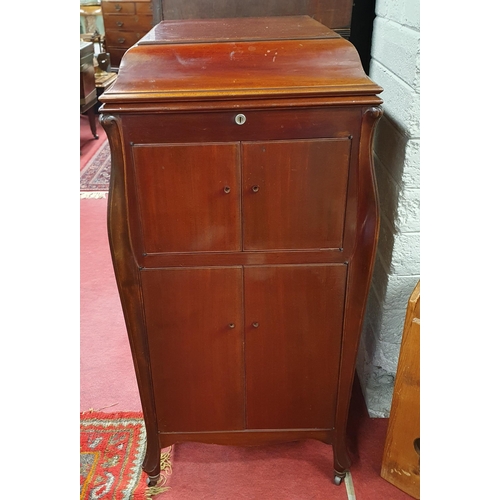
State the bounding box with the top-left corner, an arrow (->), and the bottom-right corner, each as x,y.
132,143 -> 241,253
142,267 -> 245,432
242,139 -> 350,250
100,16 -> 382,488
381,281 -> 420,499
140,15 -> 338,43
104,17 -> 381,102
244,264 -> 346,429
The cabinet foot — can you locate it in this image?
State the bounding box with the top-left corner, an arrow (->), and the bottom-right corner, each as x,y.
333,471 -> 346,486
147,474 -> 161,487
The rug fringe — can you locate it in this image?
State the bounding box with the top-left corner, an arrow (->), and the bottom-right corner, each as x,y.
145,447 -> 173,498
80,192 -> 108,199
145,485 -> 170,499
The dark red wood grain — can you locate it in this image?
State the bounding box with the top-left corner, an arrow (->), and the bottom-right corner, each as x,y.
100,16 -> 382,488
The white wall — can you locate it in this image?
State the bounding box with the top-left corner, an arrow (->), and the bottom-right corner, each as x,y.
356,0 -> 420,417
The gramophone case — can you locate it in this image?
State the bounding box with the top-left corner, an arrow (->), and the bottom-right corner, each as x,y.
99,15 -> 382,487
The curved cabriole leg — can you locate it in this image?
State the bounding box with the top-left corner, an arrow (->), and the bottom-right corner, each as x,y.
100,112 -> 162,486
332,431 -> 350,486
332,106 -> 383,486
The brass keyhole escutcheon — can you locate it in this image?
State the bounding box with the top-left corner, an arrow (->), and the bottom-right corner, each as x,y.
252,185 -> 260,193
228,323 -> 235,329
235,114 -> 246,125
252,322 -> 259,328
223,186 -> 231,194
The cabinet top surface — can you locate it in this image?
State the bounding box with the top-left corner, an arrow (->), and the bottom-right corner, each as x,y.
139,16 -> 339,44
100,16 -> 382,105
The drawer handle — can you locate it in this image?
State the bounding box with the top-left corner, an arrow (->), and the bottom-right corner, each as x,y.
235,113 -> 246,125
223,186 -> 231,194
115,4 -> 122,10
252,322 -> 259,328
252,185 -> 260,193
228,323 -> 235,329
118,37 -> 125,44
116,21 -> 124,27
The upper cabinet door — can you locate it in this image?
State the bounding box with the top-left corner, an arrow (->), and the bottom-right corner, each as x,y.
242,139 -> 351,251
132,143 -> 241,253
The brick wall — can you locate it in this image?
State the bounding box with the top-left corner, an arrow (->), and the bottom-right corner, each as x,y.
356,0 -> 420,417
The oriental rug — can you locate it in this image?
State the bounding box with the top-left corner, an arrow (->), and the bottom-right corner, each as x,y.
80,411 -> 171,500
80,140 -> 111,197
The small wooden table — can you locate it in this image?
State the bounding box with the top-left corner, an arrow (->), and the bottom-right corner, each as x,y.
80,41 -> 99,140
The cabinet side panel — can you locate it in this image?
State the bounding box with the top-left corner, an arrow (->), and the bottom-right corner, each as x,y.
244,264 -> 346,429
141,267 -> 245,432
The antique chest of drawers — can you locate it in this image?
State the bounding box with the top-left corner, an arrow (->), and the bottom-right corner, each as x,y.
102,0 -> 153,70
99,15 -> 382,488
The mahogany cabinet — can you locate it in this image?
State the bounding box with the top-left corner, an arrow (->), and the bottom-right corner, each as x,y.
99,15 -> 383,488
102,0 -> 153,70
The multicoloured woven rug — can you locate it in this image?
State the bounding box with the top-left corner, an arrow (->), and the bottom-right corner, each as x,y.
80,140 -> 111,197
80,411 -> 171,500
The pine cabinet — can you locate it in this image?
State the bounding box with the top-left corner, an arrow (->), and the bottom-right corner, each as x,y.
100,15 -> 383,488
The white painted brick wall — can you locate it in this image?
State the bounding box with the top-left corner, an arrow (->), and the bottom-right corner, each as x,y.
357,0 -> 420,417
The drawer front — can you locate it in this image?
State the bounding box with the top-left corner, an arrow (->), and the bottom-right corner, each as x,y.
135,2 -> 152,15
104,14 -> 153,31
121,108 -> 360,145
105,29 -> 145,48
102,2 -> 135,15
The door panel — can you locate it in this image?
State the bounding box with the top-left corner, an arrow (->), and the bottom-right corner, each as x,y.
242,139 -> 351,250
132,143 -> 241,253
141,267 -> 245,432
244,264 -> 346,429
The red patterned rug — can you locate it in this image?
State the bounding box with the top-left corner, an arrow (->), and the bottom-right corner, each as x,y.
80,140 -> 111,197
80,411 -> 171,500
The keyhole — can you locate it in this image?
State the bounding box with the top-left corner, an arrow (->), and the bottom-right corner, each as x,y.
235,114 -> 246,125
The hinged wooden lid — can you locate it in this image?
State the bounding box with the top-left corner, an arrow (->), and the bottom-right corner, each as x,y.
100,16 -> 382,105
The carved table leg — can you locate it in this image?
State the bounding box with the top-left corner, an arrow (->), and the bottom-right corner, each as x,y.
87,107 -> 99,139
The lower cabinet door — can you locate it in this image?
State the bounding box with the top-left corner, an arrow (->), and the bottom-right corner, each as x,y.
244,264 -> 347,430
141,267 -> 245,432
